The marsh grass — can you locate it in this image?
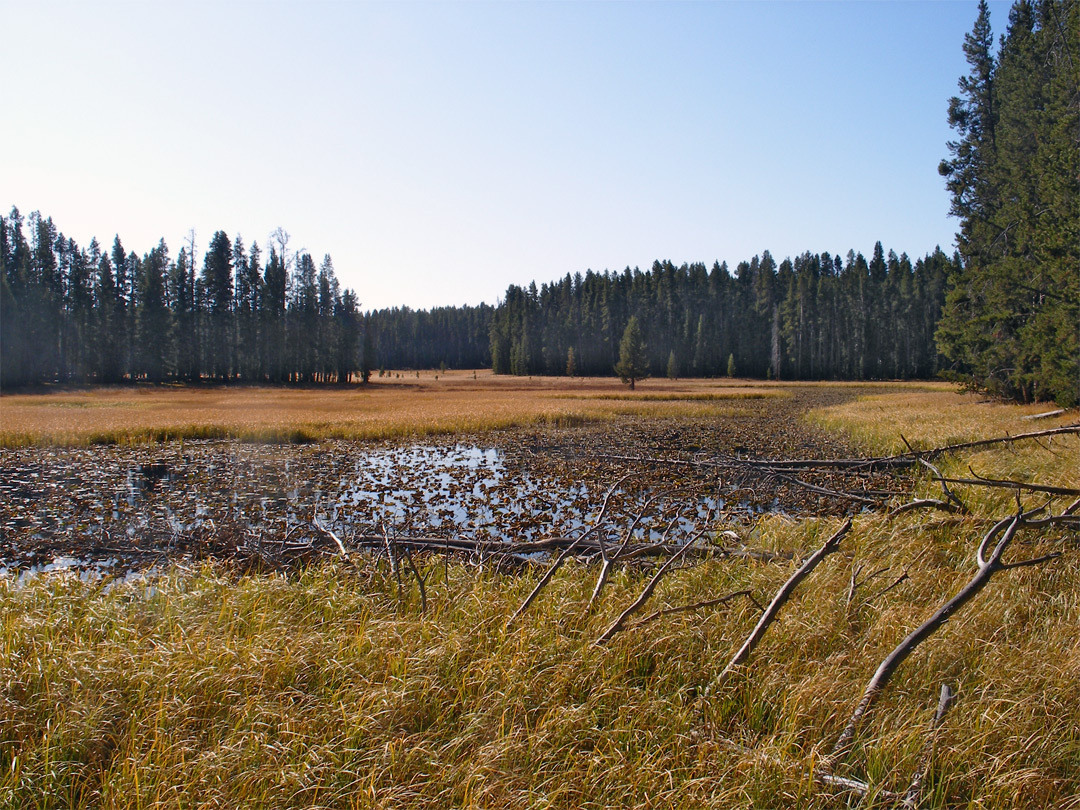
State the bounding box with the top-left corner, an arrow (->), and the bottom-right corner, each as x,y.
0,376 -> 937,448
2,382 -> 1078,808
0,376 -> 800,447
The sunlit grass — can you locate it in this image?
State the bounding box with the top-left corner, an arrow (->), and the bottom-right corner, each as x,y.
1,380 -> 1078,807
809,388 -> 1078,455
0,375 -> 943,448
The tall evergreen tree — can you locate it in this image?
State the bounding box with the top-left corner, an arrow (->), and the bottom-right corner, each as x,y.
937,0 -> 1078,404
614,316 -> 649,390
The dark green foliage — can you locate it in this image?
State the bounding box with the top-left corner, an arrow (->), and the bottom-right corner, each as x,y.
937,0 -> 1079,405
0,211 -> 375,387
614,316 -> 649,390
666,350 -> 678,380
488,251 -> 953,381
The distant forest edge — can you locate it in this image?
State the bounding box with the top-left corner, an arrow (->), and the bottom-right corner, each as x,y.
0,210 -> 953,389
1,0 -> 1076,404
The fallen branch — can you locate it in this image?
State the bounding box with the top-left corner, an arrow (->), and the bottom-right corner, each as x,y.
628,589 -> 761,631
706,518 -> 852,690
594,536 -> 701,645
826,504 -> 1056,767
507,475 -> 628,627
1021,408 -> 1066,420
889,498 -> 962,516
312,514 -> 349,558
936,474 -> 1080,497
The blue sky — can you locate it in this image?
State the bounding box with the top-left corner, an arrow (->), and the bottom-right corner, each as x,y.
2,1 -> 1010,310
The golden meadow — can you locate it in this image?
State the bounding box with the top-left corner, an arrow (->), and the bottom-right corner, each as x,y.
0,378 -> 1077,808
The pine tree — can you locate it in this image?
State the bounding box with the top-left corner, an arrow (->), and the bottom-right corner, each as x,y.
614,316 -> 649,390
937,0 -> 1078,405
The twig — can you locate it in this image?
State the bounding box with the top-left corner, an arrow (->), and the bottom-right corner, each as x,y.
629,589 -> 759,630
594,534 -> 701,644
903,684 -> 957,809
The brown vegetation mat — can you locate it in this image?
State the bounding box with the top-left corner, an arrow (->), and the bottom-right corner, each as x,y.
0,387 -> 908,577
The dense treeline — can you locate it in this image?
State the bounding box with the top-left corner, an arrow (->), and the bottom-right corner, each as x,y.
0,210 -> 495,388
0,214 -> 370,387
367,304 -> 492,372
937,0 -> 1079,405
489,246 -> 956,381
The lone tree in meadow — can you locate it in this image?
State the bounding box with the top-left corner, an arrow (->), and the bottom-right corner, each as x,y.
614,316 -> 649,390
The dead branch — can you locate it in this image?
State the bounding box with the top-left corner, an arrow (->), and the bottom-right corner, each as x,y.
312,514 -> 349,557
917,423 -> 1079,457
815,772 -> 902,801
629,589 -> 760,631
826,504 -> 1054,767
846,563 -> 891,608
1021,408 -> 1066,420
864,571 -> 910,604
706,518 -> 852,690
594,535 -> 701,645
903,684 -> 957,809
889,498 -> 962,516
586,484 -> 691,613
507,476 -> 629,627
935,469 -> 1080,497
918,457 -> 968,513
598,424 -> 1079,473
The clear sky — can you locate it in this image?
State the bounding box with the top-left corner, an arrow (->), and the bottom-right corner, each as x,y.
2,0 -> 1010,311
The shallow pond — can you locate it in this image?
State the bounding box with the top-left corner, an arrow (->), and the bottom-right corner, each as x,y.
0,439 -> 740,579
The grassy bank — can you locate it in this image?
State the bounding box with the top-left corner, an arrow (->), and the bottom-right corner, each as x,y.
1,385 -> 1077,808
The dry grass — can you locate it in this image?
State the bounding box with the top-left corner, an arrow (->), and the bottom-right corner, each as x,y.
810,387 -> 1077,455
1,381 -> 1078,808
0,375 -> 947,448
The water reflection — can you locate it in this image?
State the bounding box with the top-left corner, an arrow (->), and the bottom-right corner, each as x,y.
1,440 -> 765,581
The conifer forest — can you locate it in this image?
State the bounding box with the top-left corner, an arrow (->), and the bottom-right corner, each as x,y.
1,0 -> 1076,404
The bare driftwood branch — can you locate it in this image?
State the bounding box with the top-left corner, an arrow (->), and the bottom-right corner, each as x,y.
706,518 -> 852,690
586,484 -> 703,613
594,536 -> 701,644
889,498 -> 962,516
599,424 -> 1078,474
918,457 -> 968,513
827,505 -> 1054,767
312,514 -> 349,557
903,684 -> 957,809
508,475 -> 629,627
815,772 -> 902,801
1021,408 -> 1066,420
915,424 -> 1080,457
936,470 -> 1080,497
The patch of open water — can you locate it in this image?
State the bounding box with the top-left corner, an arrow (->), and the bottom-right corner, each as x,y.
0,440 -> 774,582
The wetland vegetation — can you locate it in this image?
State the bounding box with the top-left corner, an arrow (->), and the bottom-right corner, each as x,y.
1,378 -> 1077,808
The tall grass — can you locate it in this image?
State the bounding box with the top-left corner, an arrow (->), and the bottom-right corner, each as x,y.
1,384 -> 1077,807
0,377 -> 941,448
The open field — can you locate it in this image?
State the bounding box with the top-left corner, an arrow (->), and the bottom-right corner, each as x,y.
0,380 -> 1077,808
0,373 -> 948,447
